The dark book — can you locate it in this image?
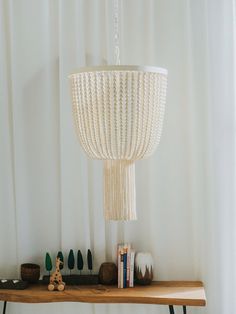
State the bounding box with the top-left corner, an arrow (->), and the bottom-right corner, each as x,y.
123,252 -> 127,288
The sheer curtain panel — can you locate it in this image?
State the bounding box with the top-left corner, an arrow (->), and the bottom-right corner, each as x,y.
0,1 -> 235,314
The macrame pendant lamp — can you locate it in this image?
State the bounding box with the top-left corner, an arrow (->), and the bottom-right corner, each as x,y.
69,1 -> 168,221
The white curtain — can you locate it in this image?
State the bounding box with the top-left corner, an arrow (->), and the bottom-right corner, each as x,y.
0,0 -> 235,314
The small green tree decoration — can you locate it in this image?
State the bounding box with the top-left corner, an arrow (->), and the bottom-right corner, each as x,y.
77,250 -> 84,275
45,252 -> 52,275
87,249 -> 93,274
68,249 -> 75,275
57,251 -> 64,270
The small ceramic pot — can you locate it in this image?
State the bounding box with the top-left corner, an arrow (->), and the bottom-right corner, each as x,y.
98,262 -> 118,285
135,252 -> 153,285
21,263 -> 40,283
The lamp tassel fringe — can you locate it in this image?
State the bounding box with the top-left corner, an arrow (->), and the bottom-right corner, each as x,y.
104,160 -> 137,221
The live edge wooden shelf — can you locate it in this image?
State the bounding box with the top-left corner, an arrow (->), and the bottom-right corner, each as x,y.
0,281 -> 206,314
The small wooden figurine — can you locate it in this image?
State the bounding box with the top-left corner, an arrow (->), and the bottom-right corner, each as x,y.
68,249 -> 75,274
57,251 -> 64,270
87,249 -> 93,274
77,250 -> 84,274
45,253 -> 52,275
48,257 -> 65,291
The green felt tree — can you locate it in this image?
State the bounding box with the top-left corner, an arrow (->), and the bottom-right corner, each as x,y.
77,250 -> 84,275
87,249 -> 93,274
45,252 -> 52,275
68,249 -> 75,275
57,251 -> 64,270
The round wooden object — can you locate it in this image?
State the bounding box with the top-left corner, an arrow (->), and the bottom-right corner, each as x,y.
58,284 -> 65,291
48,284 -> 55,291
98,262 -> 118,285
21,263 -> 40,283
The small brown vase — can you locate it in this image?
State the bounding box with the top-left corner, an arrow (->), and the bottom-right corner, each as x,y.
21,263 -> 40,283
135,253 -> 154,285
99,262 -> 118,285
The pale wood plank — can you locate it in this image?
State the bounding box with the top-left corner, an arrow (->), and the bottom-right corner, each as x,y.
0,281 -> 206,306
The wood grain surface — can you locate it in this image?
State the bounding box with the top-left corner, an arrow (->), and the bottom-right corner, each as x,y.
0,281 -> 206,306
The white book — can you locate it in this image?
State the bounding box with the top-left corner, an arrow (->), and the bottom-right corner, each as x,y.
129,250 -> 135,287
120,251 -> 124,288
117,244 -> 122,288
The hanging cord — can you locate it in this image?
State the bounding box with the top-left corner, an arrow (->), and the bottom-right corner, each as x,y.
113,0 -> 120,65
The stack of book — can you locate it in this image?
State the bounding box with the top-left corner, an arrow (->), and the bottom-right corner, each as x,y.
117,244 -> 135,288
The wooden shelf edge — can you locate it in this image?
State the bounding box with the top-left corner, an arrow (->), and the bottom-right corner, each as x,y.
0,281 -> 207,307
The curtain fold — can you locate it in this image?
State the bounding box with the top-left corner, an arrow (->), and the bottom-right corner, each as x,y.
0,1 -> 235,314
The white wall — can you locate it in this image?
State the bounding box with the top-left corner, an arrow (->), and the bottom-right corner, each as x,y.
0,1 -> 235,314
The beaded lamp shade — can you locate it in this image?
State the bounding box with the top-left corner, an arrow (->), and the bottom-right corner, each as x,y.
69,65 -> 168,220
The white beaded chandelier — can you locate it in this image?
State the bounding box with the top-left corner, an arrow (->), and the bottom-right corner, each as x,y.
69,2 -> 168,221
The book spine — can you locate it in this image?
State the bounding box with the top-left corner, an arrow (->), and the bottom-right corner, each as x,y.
117,245 -> 121,288
129,250 -> 135,287
120,252 -> 124,288
126,245 -> 131,287
123,251 -> 127,288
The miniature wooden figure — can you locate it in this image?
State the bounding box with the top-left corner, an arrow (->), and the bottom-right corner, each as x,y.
68,249 -> 75,274
45,253 -> 52,275
87,249 -> 93,274
48,257 -> 65,291
77,250 -> 83,274
57,251 -> 64,270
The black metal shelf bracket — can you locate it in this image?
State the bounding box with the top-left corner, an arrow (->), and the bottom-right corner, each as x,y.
168,305 -> 187,314
169,305 -> 175,314
2,301 -> 7,314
